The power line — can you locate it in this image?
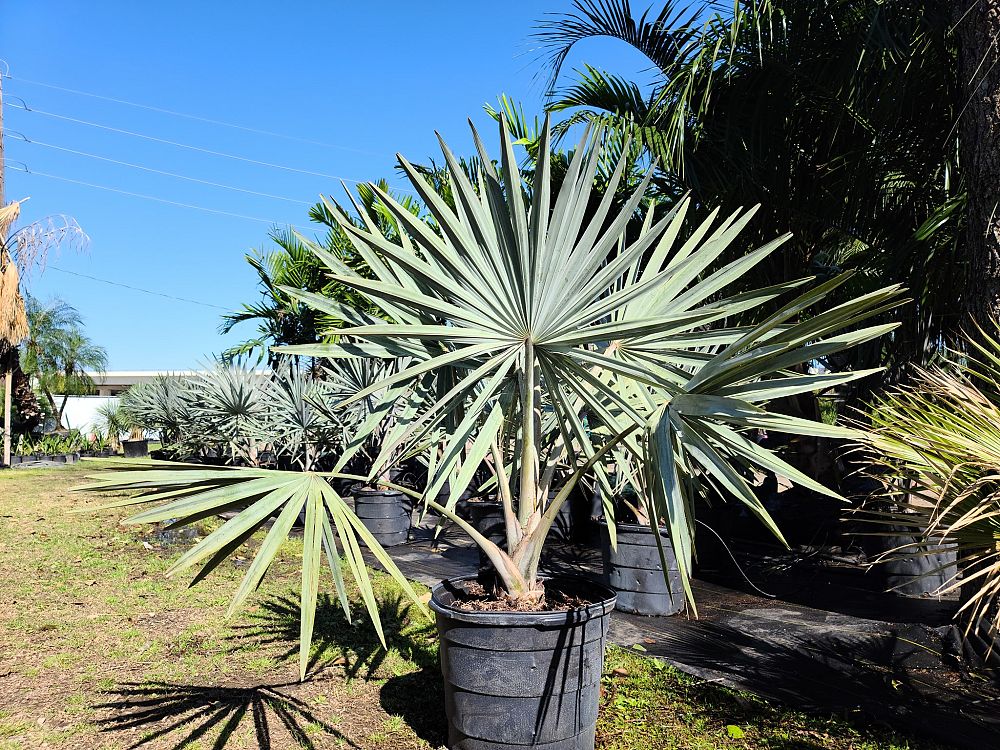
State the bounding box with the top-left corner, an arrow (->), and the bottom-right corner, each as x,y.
1,71 -> 384,156
4,99 -> 379,183
9,133 -> 312,205
7,163 -> 308,228
47,265 -> 231,310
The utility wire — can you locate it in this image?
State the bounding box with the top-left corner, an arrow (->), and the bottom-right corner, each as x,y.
7,163 -> 308,228
4,100 -> 378,183
47,265 -> 230,310
8,134 -> 312,205
1,71 -> 383,156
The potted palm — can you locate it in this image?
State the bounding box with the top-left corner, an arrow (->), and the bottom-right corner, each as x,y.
95,401 -> 133,456
857,326 -> 1000,655
280,118 -> 899,746
80,119 -> 899,749
312,356 -> 423,546
583,200 -> 897,616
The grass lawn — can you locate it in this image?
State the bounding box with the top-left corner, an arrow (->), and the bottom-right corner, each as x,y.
0,462 -> 951,750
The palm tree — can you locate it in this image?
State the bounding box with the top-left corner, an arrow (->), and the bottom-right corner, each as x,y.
1,195 -> 88,460
20,296 -> 107,429
221,181 -> 411,366
536,0 -> 960,381
952,1 -> 1000,327
0,202 -> 31,464
48,328 -> 108,428
219,228 -> 334,365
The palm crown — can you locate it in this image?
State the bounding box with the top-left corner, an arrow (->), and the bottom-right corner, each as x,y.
82,115 -> 901,678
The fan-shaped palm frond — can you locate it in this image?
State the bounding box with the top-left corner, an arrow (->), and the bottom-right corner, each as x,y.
78,464 -> 427,680
279,116 -> 899,605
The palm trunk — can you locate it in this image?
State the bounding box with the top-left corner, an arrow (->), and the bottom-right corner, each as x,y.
3,350 -> 44,463
3,368 -> 10,466
955,0 -> 1000,327
953,1 -> 1000,658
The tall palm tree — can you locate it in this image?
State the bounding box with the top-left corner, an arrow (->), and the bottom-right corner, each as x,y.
1,194 -> 88,459
536,0 -> 961,381
0,202 -> 31,464
47,328 -> 108,428
952,0 -> 1000,327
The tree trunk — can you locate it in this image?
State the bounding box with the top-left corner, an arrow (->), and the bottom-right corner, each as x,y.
0,348 -> 42,437
955,0 -> 1000,326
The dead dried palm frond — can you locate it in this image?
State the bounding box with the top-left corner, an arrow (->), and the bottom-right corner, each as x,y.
0,259 -> 30,348
8,213 -> 89,280
0,201 -> 21,238
1,200 -> 30,349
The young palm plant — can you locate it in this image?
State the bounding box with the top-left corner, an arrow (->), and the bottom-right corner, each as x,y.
859,326 -> 1000,642
81,117 -> 898,686
120,375 -> 189,449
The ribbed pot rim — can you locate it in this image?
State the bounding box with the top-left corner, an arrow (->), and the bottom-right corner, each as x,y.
430,574 -> 616,626
353,487 -> 406,497
598,518 -> 669,535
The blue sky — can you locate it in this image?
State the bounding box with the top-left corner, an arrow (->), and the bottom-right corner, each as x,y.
2,1 -> 654,369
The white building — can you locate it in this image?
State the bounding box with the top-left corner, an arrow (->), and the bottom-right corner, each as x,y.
59,371 -> 198,434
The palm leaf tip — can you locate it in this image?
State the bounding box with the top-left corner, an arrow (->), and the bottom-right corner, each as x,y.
75,465 -> 425,681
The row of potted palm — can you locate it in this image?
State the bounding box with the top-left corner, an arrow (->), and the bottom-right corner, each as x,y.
81,118 -> 899,749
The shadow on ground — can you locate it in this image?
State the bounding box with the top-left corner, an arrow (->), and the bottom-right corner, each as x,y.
232,590 -> 449,748
234,591 -> 437,679
94,681 -> 353,750
646,619 -> 1000,749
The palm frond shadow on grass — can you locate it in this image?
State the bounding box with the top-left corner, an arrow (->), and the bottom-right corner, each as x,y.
94,680 -> 355,750
229,591 -> 448,747
231,591 -> 438,679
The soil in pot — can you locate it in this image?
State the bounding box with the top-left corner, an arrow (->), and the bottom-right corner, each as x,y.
430,575 -> 616,750
600,520 -> 684,616
122,439 -> 149,459
354,487 -> 411,547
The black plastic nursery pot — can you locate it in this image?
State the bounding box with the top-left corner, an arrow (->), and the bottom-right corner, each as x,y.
600,521 -> 684,616
549,485 -> 604,544
467,499 -> 506,569
353,487 -> 411,547
430,575 -> 616,750
331,477 -> 357,497
122,439 -> 149,459
879,530 -> 958,597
